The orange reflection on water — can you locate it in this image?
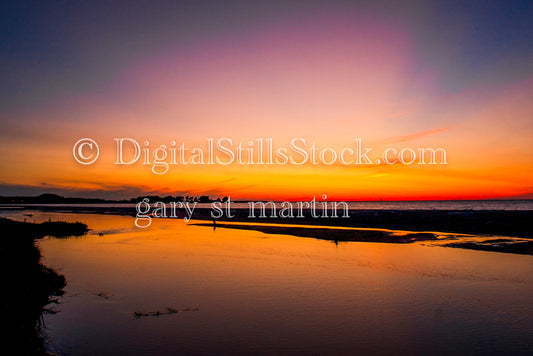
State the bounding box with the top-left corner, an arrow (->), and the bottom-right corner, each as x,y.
5,211 -> 531,355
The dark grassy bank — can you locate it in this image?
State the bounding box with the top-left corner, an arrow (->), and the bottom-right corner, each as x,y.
0,218 -> 88,355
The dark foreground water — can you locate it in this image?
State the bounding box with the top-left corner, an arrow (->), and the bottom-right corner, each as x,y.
3,211 -> 533,355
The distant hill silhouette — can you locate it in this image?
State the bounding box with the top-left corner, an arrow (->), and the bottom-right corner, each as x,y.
0,193 -> 221,204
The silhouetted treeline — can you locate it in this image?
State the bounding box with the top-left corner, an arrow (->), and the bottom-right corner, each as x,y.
0,193 -> 227,204
130,195 -> 224,203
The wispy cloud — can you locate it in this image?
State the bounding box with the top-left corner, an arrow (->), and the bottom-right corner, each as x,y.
380,126 -> 455,144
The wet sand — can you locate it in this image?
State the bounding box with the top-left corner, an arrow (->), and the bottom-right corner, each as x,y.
193,221 -> 533,255
443,239 -> 533,255
193,222 -> 440,243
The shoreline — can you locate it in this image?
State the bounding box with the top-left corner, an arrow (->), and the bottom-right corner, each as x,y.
0,217 -> 88,355
192,222 -> 441,243
2,206 -> 532,255
2,205 -> 531,239
192,221 -> 533,255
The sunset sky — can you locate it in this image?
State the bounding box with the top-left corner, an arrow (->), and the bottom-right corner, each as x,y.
1,0 -> 532,200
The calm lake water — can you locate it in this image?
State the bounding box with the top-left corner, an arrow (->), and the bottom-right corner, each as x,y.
4,210 -> 533,355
